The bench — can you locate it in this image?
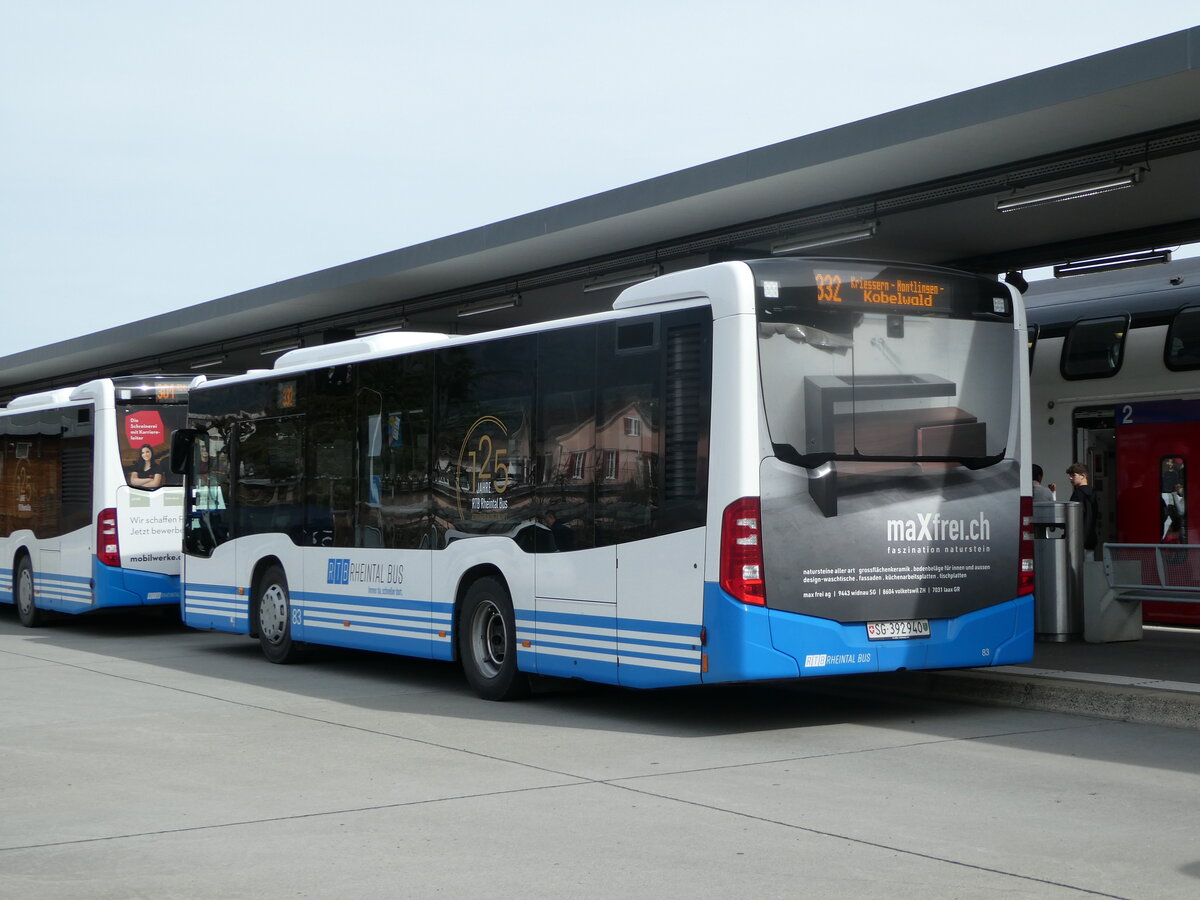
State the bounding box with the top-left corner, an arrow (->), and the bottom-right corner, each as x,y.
1081,543 -> 1200,642
1102,543 -> 1200,603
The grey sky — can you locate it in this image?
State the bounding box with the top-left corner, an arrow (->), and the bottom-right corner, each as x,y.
2,2 -> 1197,360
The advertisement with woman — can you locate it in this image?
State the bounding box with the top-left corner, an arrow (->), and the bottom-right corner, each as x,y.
116,403 -> 188,576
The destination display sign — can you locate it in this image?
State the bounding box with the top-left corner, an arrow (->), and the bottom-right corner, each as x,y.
814,270 -> 948,310
152,380 -> 193,403
113,377 -> 194,404
752,259 -> 1011,321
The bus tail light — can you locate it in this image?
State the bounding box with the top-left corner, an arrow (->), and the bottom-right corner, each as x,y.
720,497 -> 766,606
1018,496 -> 1035,596
97,508 -> 121,567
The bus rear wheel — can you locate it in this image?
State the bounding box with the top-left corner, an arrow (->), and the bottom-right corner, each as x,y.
256,565 -> 301,664
15,557 -> 42,628
458,576 -> 529,701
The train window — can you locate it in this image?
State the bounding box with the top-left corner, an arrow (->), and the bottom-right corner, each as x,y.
1159,456 -> 1186,544
1027,323 -> 1039,370
1165,306 -> 1200,371
1061,315 -> 1128,380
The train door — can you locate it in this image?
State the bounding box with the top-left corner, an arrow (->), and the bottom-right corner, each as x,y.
1114,400 -> 1200,626
1072,406 -> 1117,557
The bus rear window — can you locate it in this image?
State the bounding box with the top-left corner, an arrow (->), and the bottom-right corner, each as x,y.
118,404 -> 188,490
752,260 -> 1015,470
758,313 -> 1013,468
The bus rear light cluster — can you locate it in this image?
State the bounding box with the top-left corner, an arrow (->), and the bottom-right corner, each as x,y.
97,508 -> 121,567
1018,496 -> 1035,596
720,497 -> 766,606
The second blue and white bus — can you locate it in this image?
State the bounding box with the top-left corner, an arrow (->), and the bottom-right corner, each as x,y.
1,376 -> 192,625
171,259 -> 1034,699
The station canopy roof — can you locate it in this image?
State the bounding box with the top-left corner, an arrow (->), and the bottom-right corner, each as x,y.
4,27 -> 1200,397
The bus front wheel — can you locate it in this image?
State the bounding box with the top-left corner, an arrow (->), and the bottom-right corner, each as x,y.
458,576 -> 529,701
256,565 -> 301,664
15,557 -> 42,628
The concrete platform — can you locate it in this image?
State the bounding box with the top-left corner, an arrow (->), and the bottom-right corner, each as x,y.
843,625 -> 1200,730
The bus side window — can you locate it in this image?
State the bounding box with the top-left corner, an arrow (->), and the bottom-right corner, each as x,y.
592,310 -> 711,545
308,368 -> 356,547
595,319 -> 661,546
536,325 -> 597,552
433,336 -> 535,546
357,355 -> 433,549
60,407 -> 94,533
236,417 -> 305,543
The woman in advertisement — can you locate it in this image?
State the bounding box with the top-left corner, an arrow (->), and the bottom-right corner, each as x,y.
128,443 -> 165,489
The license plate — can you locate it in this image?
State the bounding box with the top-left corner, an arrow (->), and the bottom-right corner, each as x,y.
866,619 -> 931,641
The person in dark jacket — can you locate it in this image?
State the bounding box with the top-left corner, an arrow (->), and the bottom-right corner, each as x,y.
1066,462 -> 1098,551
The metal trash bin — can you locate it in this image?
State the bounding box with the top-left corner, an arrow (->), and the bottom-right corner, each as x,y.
1032,501 -> 1084,641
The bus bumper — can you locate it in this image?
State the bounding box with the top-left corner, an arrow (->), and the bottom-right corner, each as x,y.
702,583 -> 1034,682
93,559 -> 182,609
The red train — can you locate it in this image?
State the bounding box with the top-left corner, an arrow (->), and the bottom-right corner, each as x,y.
1026,256 -> 1200,625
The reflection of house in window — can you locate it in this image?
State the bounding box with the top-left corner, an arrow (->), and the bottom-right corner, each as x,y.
541,400 -> 658,489
598,402 -> 657,490
539,415 -> 594,487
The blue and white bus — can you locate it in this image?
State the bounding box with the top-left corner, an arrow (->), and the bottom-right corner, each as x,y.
1,376 -> 193,625
171,259 -> 1034,699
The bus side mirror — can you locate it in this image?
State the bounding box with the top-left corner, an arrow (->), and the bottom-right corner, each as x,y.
170,429 -> 199,475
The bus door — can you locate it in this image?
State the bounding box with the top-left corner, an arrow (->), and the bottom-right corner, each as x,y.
532,327 -> 617,682
233,416 -> 308,635
181,425 -> 239,631
311,391 -> 437,660
1114,400 -> 1200,625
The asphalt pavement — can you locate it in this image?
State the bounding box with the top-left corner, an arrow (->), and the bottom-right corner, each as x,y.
2,608 -> 1199,898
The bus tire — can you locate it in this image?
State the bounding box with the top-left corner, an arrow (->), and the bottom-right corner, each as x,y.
15,556 -> 42,628
458,576 -> 529,701
255,564 -> 301,664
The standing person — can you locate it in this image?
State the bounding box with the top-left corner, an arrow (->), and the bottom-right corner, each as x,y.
1032,464 -> 1053,502
1066,462 -> 1098,551
1161,457 -> 1185,540
194,443 -> 225,510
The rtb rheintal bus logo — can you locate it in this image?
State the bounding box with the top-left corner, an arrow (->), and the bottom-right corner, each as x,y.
326,558 -> 404,586
327,558 -> 351,585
